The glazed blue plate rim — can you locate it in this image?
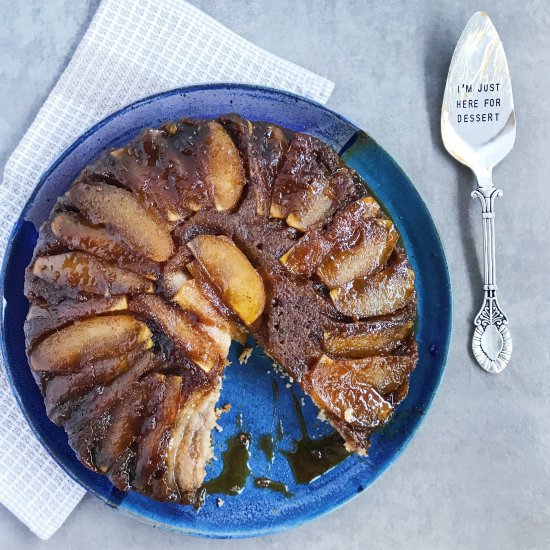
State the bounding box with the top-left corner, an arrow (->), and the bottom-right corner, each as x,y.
0,83 -> 452,538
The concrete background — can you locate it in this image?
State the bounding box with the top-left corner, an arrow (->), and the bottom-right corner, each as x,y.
1,1 -> 549,548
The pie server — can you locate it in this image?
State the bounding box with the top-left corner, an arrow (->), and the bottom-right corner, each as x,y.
441,12 -> 514,373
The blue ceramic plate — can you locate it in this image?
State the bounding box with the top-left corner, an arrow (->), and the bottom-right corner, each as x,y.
0,84 -> 451,538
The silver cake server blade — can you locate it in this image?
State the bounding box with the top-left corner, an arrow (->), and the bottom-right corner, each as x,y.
441,12 -> 514,373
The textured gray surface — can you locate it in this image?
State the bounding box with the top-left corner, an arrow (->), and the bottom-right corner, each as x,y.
1,1 -> 549,548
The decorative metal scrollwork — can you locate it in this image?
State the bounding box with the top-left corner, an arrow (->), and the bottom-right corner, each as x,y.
470,187 -> 512,373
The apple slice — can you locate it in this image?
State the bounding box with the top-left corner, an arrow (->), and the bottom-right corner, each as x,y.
32,252 -> 154,296
173,279 -> 231,331
279,228 -> 331,276
270,134 -> 334,230
106,130 -> 184,222
220,115 -> 290,216
330,254 -> 415,318
248,123 -> 289,216
199,121 -> 246,211
30,314 -> 152,373
203,325 -> 231,363
44,343 -> 151,408
280,197 -> 381,276
187,234 -> 266,325
133,374 -> 182,491
51,211 -> 131,260
323,305 -> 415,358
94,380 -> 153,473
67,181 -> 173,262
162,119 -> 215,212
317,219 -> 398,288
161,244 -> 194,296
253,124 -> 290,215
286,190 -> 333,231
185,260 -> 236,320
27,295 -> 128,323
354,350 -> 417,395
162,269 -> 191,297
306,354 -> 393,427
185,261 -> 248,344
130,294 -> 220,372
171,275 -> 233,357
311,353 -> 415,404
25,296 -> 128,349
60,349 -> 161,434
50,211 -> 158,277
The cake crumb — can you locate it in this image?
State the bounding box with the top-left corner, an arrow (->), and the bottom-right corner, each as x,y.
166,123 -> 178,135
214,423 -> 223,433
285,383 -> 291,389
272,362 -> 291,381
216,498 -> 224,507
317,409 -> 327,422
239,347 -> 253,364
215,403 -> 232,416
300,398 -> 305,407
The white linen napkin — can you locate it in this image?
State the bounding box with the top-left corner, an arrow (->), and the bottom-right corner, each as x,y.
0,0 -> 333,540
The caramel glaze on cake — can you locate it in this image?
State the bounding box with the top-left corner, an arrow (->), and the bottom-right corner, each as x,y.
24,114 -> 418,504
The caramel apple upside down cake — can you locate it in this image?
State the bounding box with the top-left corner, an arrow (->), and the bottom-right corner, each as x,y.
24,114 -> 418,504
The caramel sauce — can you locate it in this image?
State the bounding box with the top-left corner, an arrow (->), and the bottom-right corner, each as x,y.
254,477 -> 293,498
203,432 -> 251,496
256,378 -> 278,464
282,394 -> 350,484
276,418 -> 284,441
272,378 -> 279,403
258,434 -> 275,463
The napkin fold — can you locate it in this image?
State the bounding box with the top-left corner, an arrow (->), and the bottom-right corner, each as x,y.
0,0 -> 333,540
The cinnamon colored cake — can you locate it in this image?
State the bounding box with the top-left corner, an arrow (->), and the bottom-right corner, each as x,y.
24,115 -> 418,504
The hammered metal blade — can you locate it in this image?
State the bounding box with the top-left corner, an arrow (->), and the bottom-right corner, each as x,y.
441,11 -> 515,179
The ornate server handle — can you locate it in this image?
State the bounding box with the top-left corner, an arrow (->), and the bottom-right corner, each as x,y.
470,186 -> 512,373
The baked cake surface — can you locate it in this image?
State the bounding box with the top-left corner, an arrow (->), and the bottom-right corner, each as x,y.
24,115 -> 418,504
